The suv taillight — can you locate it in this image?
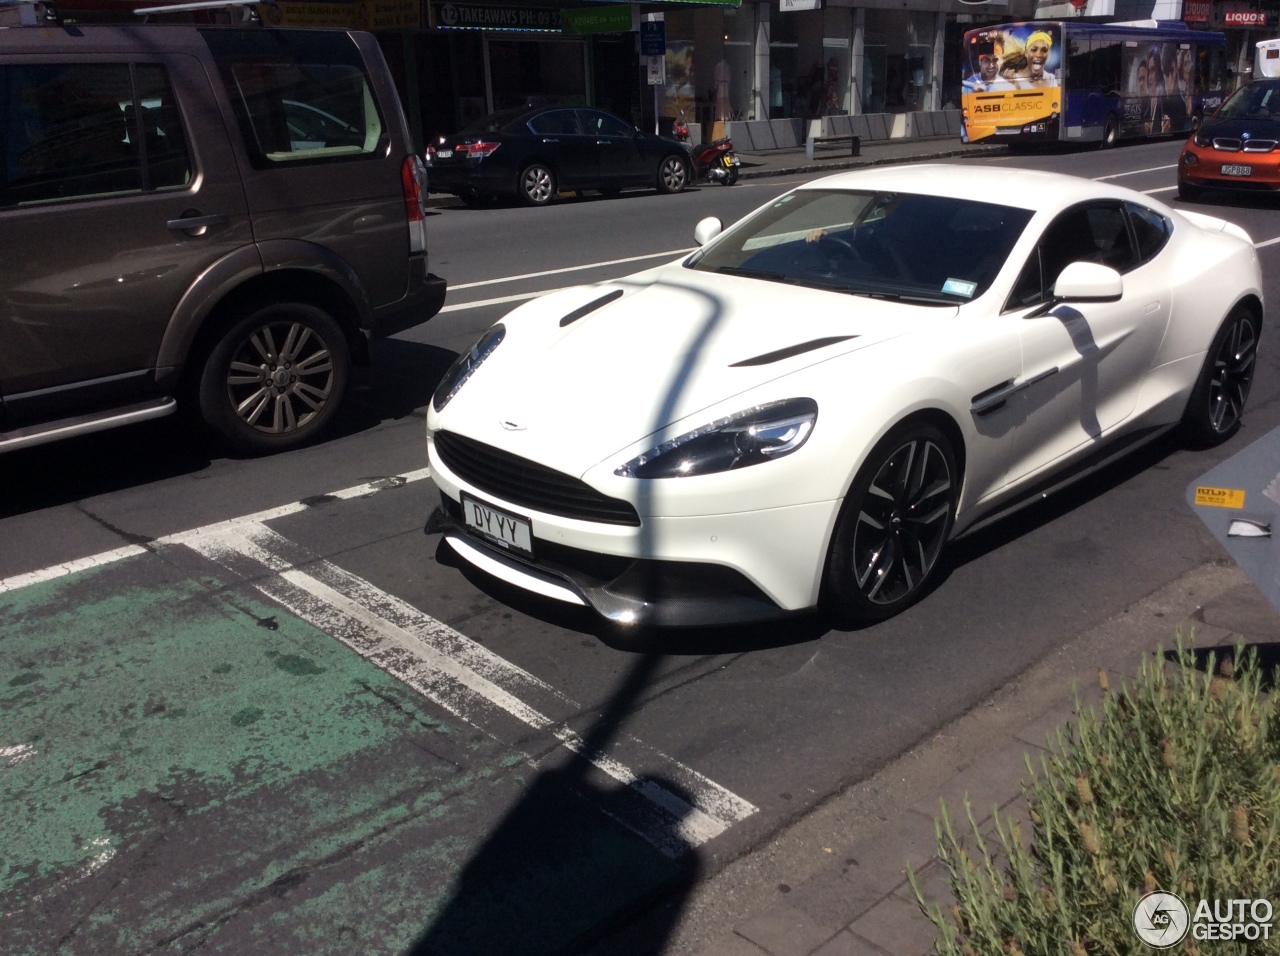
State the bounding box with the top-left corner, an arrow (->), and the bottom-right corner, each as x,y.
402,154 -> 427,255
460,140 -> 501,159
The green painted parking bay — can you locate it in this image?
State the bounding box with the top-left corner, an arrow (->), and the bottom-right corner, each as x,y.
0,553 -> 686,955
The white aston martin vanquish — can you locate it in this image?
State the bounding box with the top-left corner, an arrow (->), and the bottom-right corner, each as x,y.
425,165 -> 1263,628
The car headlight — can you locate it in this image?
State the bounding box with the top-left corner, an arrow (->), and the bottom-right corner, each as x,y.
615,398 -> 818,479
432,324 -> 505,413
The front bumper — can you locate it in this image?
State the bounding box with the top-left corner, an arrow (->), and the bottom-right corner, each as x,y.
424,462 -> 840,628
1179,143 -> 1280,193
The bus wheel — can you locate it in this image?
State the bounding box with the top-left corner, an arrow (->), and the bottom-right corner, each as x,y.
1100,114 -> 1119,149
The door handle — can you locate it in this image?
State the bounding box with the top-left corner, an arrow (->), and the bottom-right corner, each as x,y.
542,138 -> 559,143
596,140 -> 612,145
167,213 -> 228,234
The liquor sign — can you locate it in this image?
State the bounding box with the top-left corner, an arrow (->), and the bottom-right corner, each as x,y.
1224,10 -> 1269,25
1183,0 -> 1211,22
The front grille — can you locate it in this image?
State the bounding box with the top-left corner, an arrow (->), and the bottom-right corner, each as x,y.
434,430 -> 640,526
1244,139 -> 1279,153
1213,137 -> 1242,151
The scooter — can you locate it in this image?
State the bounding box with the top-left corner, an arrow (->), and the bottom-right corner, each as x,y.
692,137 -> 741,186
672,109 -> 739,185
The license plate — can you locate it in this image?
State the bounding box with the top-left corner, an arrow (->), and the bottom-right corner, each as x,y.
723,155 -> 739,167
1222,163 -> 1252,177
462,493 -> 533,555
436,149 -> 453,159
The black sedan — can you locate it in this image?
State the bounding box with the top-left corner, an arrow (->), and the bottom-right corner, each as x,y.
426,106 -> 691,207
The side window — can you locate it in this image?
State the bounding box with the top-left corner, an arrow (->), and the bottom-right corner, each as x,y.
1004,202 -> 1134,311
1126,201 -> 1171,264
581,110 -> 632,137
0,63 -> 190,208
527,110 -> 581,136
202,29 -> 386,167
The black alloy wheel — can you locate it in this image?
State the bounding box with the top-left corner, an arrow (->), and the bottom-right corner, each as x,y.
656,154 -> 689,194
824,422 -> 958,624
198,301 -> 349,454
518,163 -> 556,206
1182,305 -> 1260,448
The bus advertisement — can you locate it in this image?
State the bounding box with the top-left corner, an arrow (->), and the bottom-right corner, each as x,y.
961,21 -> 1228,147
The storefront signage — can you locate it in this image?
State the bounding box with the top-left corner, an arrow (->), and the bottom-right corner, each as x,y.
1183,0 -> 1211,22
780,0 -> 821,10
640,19 -> 665,56
433,2 -> 562,32
561,5 -> 632,34
360,0 -> 420,29
1224,10 -> 1270,25
260,2 -> 354,27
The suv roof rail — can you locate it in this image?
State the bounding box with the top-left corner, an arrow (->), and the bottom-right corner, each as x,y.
135,0 -> 272,24
0,0 -> 60,27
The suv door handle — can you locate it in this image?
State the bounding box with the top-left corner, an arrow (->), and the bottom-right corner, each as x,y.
541,138 -> 559,143
596,140 -> 612,145
167,213 -> 228,233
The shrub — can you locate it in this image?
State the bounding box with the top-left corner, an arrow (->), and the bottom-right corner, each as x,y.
910,636 -> 1280,955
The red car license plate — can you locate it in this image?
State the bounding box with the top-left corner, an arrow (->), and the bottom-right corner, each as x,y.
1221,164 -> 1252,177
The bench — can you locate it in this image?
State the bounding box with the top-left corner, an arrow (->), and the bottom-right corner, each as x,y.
805,134 -> 861,161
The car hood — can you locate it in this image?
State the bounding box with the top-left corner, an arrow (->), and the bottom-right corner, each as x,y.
441,264 -> 952,476
1199,115 -> 1280,143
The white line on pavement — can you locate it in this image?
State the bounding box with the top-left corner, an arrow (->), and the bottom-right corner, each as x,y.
439,289 -> 563,313
449,248 -> 694,291
0,469 -> 433,593
1095,163 -> 1179,179
185,521 -> 756,857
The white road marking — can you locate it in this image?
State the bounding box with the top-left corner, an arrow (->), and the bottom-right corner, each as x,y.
184,521 -> 756,857
1095,163 -> 1179,179
0,470 -> 432,593
1142,185 -> 1178,194
1257,235 -> 1280,249
439,289 -> 564,313
449,248 -> 694,291
0,545 -> 148,593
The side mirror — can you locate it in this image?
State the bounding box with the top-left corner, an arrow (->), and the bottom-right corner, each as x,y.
694,216 -> 723,246
1051,261 -> 1123,302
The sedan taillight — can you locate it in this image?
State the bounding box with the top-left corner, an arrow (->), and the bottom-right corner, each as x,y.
460,140 -> 501,159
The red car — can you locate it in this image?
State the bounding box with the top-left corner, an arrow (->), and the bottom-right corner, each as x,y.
1179,78 -> 1280,201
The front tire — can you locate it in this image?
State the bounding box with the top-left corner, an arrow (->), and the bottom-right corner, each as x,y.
823,422 -> 958,625
656,154 -> 689,194
198,301 -> 350,454
1181,305 -> 1260,448
1177,181 -> 1203,202
518,163 -> 556,206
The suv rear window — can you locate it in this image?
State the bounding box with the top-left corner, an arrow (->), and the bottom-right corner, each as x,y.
0,63 -> 190,207
201,29 -> 385,167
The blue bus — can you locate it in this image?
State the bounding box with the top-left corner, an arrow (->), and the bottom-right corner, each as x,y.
961,20 -> 1229,147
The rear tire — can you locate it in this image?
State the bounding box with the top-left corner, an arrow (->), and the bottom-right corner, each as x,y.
724,166 -> 739,186
822,421 -> 958,625
656,154 -> 689,194
518,163 -> 556,206
1181,305 -> 1260,448
198,301 -> 349,454
1100,113 -> 1119,149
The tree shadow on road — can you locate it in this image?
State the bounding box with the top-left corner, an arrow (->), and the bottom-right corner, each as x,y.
409,653 -> 708,956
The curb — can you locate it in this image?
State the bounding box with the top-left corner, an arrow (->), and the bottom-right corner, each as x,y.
735,144 -> 1007,181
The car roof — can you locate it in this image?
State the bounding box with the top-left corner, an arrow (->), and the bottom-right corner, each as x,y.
794,163 -> 1145,213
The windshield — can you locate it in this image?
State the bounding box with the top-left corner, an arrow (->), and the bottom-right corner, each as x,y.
1217,81 -> 1280,120
687,189 -> 1034,304
459,109 -> 530,134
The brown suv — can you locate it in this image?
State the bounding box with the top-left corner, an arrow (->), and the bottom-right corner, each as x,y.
0,22 -> 446,453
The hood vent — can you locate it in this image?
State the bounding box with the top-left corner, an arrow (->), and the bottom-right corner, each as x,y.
729,335 -> 857,368
559,288 -> 625,327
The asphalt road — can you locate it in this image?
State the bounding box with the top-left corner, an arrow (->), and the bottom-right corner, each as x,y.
2,140 -> 1279,956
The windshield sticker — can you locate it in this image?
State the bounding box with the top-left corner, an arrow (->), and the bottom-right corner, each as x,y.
942,278 -> 978,298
